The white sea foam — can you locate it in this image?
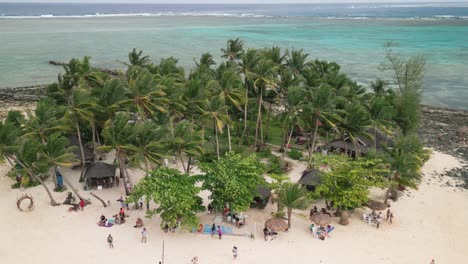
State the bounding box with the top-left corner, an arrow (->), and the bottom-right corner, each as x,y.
0,12 -> 272,19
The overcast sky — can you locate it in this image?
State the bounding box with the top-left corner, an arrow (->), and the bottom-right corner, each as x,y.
2,0 -> 467,3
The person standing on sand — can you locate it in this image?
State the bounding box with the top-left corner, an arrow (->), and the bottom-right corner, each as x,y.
211,223 -> 216,238
389,211 -> 394,224
386,209 -> 391,221
430,259 -> 435,264
79,199 -> 85,211
141,228 -> 147,243
232,246 -> 238,259
218,225 -> 222,239
107,234 -> 113,248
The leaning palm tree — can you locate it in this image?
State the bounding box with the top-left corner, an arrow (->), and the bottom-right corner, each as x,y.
367,96 -> 395,150
278,182 -> 313,228
221,38 -> 244,62
37,133 -> 77,189
101,113 -> 137,195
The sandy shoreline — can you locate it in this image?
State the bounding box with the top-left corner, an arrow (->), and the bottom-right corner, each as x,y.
1,150 -> 467,264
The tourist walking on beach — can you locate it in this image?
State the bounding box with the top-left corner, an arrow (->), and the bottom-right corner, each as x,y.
211,223 -> 216,238
218,225 -> 222,239
141,228 -> 147,243
386,209 -> 391,221
107,234 -> 113,248
232,246 -> 238,259
389,211 -> 394,224
79,199 -> 85,211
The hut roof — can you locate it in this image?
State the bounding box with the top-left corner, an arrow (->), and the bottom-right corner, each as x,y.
298,169 -> 322,186
84,162 -> 116,179
310,213 -> 332,227
365,200 -> 387,211
257,185 -> 272,198
265,218 -> 289,232
327,128 -> 393,155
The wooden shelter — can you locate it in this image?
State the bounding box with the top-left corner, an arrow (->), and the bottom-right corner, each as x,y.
298,169 -> 322,191
83,162 -> 116,189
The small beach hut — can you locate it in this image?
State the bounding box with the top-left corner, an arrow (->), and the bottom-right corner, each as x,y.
83,162 -> 116,189
252,185 -> 271,209
265,218 -> 289,232
298,169 -> 322,191
310,213 -> 331,227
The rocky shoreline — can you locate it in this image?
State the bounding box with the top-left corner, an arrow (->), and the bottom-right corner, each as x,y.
1,84 -> 467,185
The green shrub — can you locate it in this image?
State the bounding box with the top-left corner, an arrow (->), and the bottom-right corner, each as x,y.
257,147 -> 273,159
266,156 -> 285,174
287,149 -> 303,160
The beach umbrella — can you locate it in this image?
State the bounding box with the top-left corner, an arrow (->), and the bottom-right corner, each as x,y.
310,213 -> 331,227
365,200 -> 387,211
265,218 -> 289,232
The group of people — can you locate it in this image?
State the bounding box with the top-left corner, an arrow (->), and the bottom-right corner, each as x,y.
310,224 -> 334,240
363,209 -> 394,229
310,206 -> 332,217
263,227 -> 278,241
210,224 -> 223,239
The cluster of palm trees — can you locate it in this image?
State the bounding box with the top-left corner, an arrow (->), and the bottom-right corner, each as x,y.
0,39 -> 425,207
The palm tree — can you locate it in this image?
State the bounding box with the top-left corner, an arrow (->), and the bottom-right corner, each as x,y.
285,49 -> 309,77
278,182 -> 313,228
302,85 -> 341,156
248,59 -> 279,150
0,120 -> 22,168
239,48 -> 261,142
127,48 -> 151,68
199,97 -> 230,159
221,38 -> 244,62
22,98 -> 68,144
208,67 -> 245,152
65,88 -> 98,179
37,133 -> 77,189
339,102 -> 372,157
14,139 -> 60,206
129,121 -> 166,173
101,113 -> 137,195
277,86 -> 306,164
166,120 -> 204,173
367,96 -> 395,150
384,147 -> 422,204
120,67 -> 167,121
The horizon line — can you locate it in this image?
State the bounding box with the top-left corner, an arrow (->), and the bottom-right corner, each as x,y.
2,1 -> 468,4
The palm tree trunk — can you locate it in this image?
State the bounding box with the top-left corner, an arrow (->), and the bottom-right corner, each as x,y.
50,168 -> 58,190
186,156 -> 192,173
62,174 -> 91,205
281,122 -> 295,166
287,208 -> 292,228
309,117 -> 319,157
178,152 -> 187,173
74,118 -> 87,181
214,120 -> 220,159
374,125 -> 378,151
241,82 -> 249,143
117,152 -> 129,195
144,157 -> 150,174
91,122 -> 97,159
254,90 -> 263,150
10,155 -> 60,206
265,102 -> 272,141
353,140 -> 360,158
226,110 -> 232,153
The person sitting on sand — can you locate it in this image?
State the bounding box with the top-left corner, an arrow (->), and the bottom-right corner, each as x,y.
263,227 -> 269,241
134,218 -> 144,228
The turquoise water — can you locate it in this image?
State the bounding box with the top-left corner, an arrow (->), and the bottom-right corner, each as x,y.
1,15 -> 467,109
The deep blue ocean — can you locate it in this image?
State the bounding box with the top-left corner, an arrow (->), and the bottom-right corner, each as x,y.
1,2 -> 467,109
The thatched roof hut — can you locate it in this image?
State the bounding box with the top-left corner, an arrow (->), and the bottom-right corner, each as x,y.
365,200 -> 387,211
310,213 -> 331,227
84,162 -> 116,179
327,128 -> 393,156
298,169 -> 322,191
265,218 -> 289,232
257,185 -> 272,198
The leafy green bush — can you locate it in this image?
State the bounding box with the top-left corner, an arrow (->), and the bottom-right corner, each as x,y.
287,149 -> 303,160
257,147 -> 273,159
266,156 -> 284,174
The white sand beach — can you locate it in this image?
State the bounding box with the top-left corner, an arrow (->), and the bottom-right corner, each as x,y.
1,150 -> 467,264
